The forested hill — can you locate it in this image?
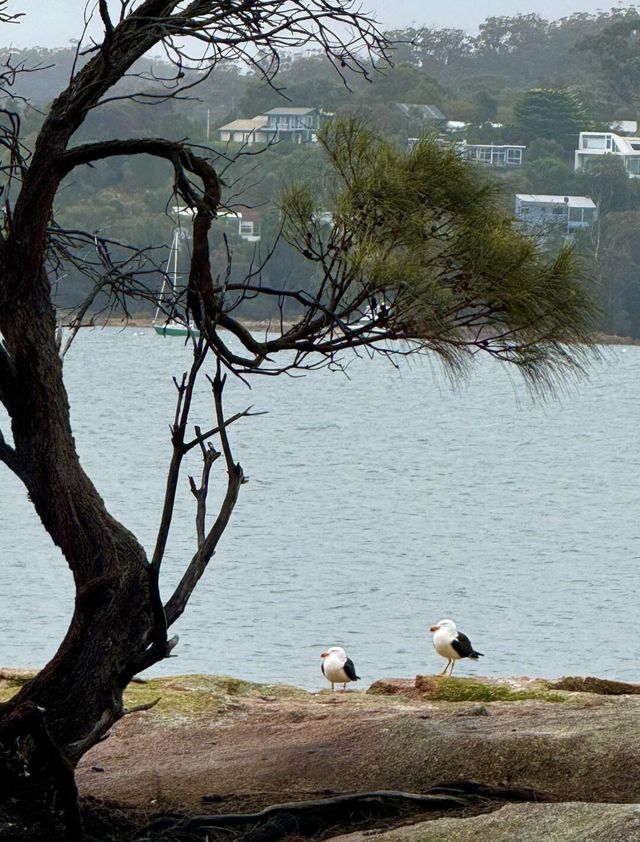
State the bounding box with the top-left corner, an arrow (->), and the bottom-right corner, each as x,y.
3,7 -> 640,336
4,10 -> 635,135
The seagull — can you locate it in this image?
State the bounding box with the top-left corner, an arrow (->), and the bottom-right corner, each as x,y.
321,646 -> 360,691
430,618 -> 484,676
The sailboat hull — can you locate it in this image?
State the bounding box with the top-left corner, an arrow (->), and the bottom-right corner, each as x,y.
153,321 -> 200,338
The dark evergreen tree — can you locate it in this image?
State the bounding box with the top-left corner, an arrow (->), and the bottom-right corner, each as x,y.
513,88 -> 587,150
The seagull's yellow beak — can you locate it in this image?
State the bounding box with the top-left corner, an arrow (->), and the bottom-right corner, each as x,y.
430,625 -> 439,632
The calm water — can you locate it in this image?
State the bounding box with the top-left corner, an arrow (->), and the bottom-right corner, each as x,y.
0,329 -> 638,688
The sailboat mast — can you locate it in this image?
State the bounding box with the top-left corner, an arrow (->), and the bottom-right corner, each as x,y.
172,226 -> 180,291
153,208 -> 200,336
154,226 -> 180,323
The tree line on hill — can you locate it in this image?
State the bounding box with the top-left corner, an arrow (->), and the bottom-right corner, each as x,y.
3,6 -> 640,336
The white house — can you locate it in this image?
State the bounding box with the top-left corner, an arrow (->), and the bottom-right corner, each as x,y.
217,210 -> 261,242
574,131 -> 640,177
168,206 -> 261,242
263,107 -> 326,143
217,116 -> 270,144
515,194 -> 598,230
217,107 -> 328,145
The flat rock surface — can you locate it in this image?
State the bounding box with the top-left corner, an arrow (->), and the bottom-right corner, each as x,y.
328,802 -> 640,842
67,674 -> 640,812
3,670 -> 640,826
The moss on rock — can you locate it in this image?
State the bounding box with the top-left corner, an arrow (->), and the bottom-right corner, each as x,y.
122,673 -> 308,715
0,670 -> 37,702
0,670 -> 308,715
430,677 -> 565,703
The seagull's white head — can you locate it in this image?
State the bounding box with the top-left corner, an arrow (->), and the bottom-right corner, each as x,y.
430,618 -> 457,634
321,646 -> 346,661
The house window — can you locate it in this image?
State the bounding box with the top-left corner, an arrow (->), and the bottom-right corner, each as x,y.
506,148 -> 522,165
626,158 -> 640,174
583,135 -> 607,150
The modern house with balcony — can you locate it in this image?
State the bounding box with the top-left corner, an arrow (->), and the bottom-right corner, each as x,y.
515,194 -> 598,231
458,142 -> 525,167
417,138 -> 526,166
574,131 -> 640,177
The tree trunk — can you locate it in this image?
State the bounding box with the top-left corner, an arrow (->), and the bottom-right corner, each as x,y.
0,256 -> 158,785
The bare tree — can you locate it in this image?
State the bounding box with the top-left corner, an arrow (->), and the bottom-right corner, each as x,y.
0,1 -> 596,838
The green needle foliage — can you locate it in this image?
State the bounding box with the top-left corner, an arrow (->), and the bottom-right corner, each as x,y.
281,116 -> 598,393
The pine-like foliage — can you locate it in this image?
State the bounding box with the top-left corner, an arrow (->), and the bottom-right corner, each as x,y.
281,117 -> 598,392
512,88 -> 586,150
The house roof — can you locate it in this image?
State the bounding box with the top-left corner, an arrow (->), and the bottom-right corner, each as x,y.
265,107 -> 317,115
396,102 -> 446,121
217,116 -> 268,131
516,194 -> 596,209
170,205 -> 196,219
610,120 -> 638,134
463,142 -> 526,150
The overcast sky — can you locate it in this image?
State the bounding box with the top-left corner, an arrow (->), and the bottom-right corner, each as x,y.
3,0 -> 621,48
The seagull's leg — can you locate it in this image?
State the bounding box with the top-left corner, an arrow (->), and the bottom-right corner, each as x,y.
449,660 -> 455,676
331,682 -> 335,692
343,683 -> 346,691
440,660 -> 451,676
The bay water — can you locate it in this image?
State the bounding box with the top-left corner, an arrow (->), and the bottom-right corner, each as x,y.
0,328 -> 638,688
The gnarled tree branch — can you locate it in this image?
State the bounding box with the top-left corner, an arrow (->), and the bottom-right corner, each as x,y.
163,366 -> 246,627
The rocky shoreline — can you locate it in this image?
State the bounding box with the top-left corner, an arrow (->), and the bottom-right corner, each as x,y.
2,671 -> 640,839
58,315 -> 640,346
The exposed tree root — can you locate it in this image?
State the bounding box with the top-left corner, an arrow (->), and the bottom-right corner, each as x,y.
428,780 -> 558,803
138,790 -> 465,840
134,781 -> 557,842
0,781 -> 558,842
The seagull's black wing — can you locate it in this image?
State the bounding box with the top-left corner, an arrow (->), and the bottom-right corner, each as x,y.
451,631 -> 482,659
321,661 -> 326,676
343,657 -> 360,681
